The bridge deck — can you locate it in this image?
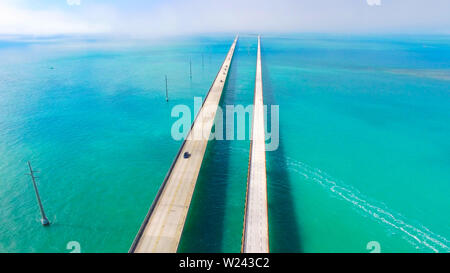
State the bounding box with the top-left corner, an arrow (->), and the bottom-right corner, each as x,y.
242,36 -> 269,253
130,36 -> 238,253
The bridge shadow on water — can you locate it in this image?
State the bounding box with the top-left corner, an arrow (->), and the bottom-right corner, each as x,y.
178,47 -> 240,253
262,46 -> 303,253
179,40 -> 303,252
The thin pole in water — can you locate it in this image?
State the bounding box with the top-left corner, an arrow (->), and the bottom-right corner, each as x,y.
27,161 -> 50,226
165,75 -> 169,102
189,58 -> 192,80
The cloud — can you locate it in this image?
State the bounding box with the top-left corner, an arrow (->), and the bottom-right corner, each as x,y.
0,0 -> 449,36
67,0 -> 81,6
111,0 -> 450,36
0,2 -> 109,35
367,0 -> 382,6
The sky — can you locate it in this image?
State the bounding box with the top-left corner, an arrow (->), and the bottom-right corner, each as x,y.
0,0 -> 449,36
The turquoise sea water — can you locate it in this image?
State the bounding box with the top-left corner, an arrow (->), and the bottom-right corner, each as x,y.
0,34 -> 449,253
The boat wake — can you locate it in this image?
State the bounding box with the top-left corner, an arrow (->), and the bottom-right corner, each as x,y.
285,157 -> 450,253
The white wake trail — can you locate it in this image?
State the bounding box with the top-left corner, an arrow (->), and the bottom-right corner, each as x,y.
285,157 -> 450,253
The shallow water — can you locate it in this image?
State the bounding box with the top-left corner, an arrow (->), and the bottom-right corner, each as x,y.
262,34 -> 450,253
0,34 -> 449,253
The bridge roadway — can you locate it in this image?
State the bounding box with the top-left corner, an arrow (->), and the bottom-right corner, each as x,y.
241,35 -> 269,253
130,36 -> 238,253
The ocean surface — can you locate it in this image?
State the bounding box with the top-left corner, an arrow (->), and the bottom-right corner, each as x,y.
0,34 -> 449,253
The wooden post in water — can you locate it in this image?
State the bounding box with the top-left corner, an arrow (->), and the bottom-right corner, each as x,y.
27,161 -> 50,226
165,75 -> 169,102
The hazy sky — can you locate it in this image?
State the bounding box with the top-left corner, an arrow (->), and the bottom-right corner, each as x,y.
0,0 -> 449,36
